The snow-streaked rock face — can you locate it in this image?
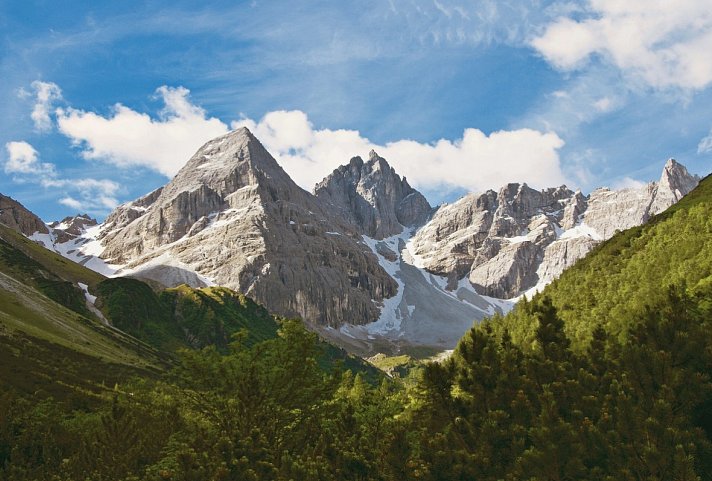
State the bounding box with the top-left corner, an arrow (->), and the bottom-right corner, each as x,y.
49,214 -> 97,243
409,159 -> 699,298
315,227 -> 513,355
314,151 -> 432,239
93,127 -> 398,327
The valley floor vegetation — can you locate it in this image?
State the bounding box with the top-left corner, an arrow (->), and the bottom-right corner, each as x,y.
2,284 -> 711,481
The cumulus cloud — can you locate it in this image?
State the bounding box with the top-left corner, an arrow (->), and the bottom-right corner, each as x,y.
56,86 -> 229,176
49,84 -> 567,194
3,141 -> 119,213
4,141 -> 56,176
531,0 -> 712,90
22,81 -> 63,131
233,110 -> 568,193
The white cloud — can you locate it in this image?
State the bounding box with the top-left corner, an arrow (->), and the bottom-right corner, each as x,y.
27,81 -> 63,131
532,0 -> 712,90
56,86 -> 229,177
698,129 -> 712,154
4,141 -> 119,213
4,141 -> 56,176
51,85 -> 568,196
52,179 -> 121,210
42,178 -> 121,211
59,197 -> 84,210
234,110 -> 568,193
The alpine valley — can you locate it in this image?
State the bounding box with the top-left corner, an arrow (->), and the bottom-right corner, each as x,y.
2,127 -> 712,481
10,127 -> 700,355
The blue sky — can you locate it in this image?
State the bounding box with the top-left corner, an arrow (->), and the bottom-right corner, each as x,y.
2,0 -> 712,221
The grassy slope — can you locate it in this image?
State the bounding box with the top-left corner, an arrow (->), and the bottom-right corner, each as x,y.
1,222 -> 383,392
496,173 -> 712,348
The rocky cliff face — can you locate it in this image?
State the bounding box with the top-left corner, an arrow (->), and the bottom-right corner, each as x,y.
0,194 -> 49,236
314,151 -> 432,239
409,159 -> 699,298
94,127 -> 397,327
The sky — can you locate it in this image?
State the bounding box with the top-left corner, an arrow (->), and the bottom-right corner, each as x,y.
1,0 -> 712,221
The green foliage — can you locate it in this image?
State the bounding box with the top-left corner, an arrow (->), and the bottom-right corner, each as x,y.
0,321 -> 402,481
0,232 -> 92,318
160,285 -> 279,349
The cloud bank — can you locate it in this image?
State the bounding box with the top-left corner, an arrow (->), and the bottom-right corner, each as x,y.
27,82 -> 569,206
47,86 -> 569,196
56,86 -> 229,177
532,0 -> 712,90
234,111 -> 567,193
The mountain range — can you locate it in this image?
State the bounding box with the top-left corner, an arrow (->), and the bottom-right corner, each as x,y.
1,127 -> 700,354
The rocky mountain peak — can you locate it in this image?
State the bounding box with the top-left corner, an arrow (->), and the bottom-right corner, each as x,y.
659,158 -> 699,198
91,129 -> 398,328
314,152 -> 432,239
0,194 -> 48,236
164,126 -> 293,201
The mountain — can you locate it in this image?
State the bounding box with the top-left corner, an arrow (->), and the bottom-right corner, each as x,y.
497,169 -> 712,348
48,213 -> 97,243
314,150 -> 432,238
407,159 -> 699,298
93,127 -> 397,327
0,223 -> 164,397
410,173 -> 712,481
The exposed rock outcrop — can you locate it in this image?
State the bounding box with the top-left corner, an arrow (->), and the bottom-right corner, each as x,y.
0,194 -> 49,236
314,151 -> 432,239
409,159 -> 699,298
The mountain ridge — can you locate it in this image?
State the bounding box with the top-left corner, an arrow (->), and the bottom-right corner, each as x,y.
7,128 -> 701,354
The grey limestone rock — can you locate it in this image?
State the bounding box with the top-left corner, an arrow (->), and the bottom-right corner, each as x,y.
96,127 -> 397,327
409,159 -> 699,298
49,214 -> 97,243
314,150 -> 432,239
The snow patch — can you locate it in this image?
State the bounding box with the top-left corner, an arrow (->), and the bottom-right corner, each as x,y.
77,282 -> 97,304
560,223 -> 603,241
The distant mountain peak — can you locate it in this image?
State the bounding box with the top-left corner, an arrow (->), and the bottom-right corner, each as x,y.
660,158 -> 699,198
314,152 -> 432,239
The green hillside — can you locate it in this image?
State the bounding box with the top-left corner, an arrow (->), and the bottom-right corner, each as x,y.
0,221 -> 380,398
497,173 -> 712,349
